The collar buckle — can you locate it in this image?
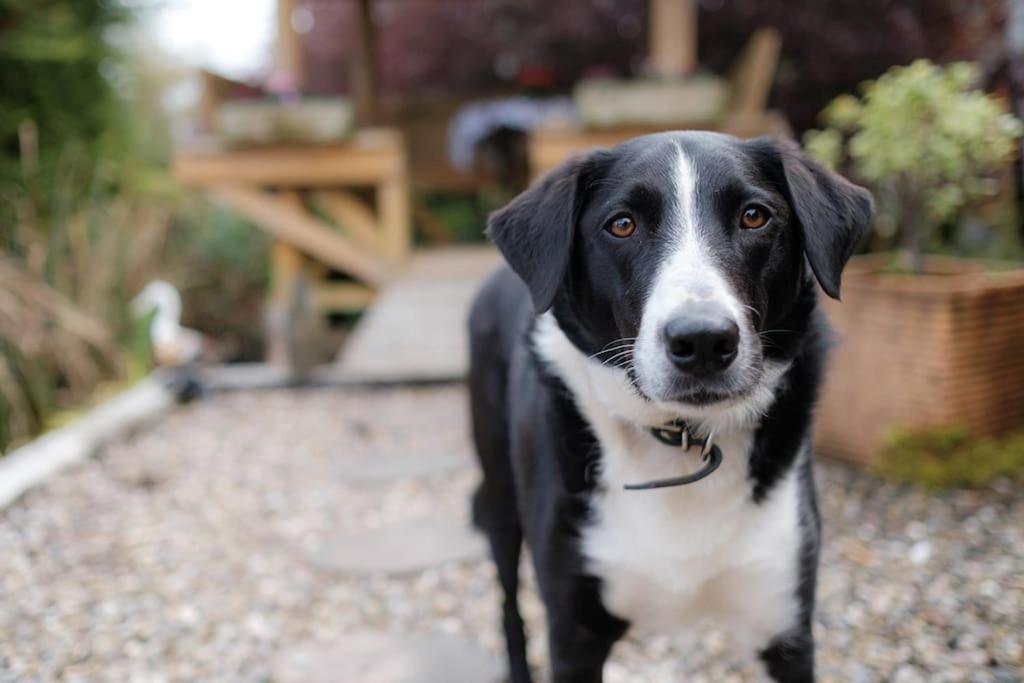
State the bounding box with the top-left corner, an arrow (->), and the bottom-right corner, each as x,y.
626,419 -> 722,491
649,418 -> 714,455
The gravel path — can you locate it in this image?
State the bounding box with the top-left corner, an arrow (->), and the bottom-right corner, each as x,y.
0,386 -> 1021,682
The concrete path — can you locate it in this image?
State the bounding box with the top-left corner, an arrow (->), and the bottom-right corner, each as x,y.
335,246 -> 502,383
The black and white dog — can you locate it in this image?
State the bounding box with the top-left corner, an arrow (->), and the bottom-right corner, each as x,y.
468,132 -> 872,682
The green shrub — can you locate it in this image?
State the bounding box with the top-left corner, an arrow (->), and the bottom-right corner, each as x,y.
0,1 -> 270,451
416,192 -> 496,243
804,60 -> 1023,273
876,425 -> 1024,490
0,0 -> 134,216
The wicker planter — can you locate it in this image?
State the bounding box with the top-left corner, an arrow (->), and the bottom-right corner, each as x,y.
815,255 -> 1024,465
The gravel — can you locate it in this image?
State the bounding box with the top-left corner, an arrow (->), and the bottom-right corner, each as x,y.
0,385 -> 1021,682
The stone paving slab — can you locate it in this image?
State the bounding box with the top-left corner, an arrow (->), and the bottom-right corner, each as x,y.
335,246 -> 502,383
312,518 -> 487,576
273,632 -> 503,683
335,450 -> 471,483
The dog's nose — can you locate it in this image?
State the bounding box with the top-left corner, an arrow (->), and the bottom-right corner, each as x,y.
663,308 -> 740,374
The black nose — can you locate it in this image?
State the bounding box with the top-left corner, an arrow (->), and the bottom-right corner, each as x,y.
663,309 -> 740,374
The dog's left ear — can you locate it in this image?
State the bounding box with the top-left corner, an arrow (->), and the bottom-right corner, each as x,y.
486,152 -> 606,312
752,138 -> 874,299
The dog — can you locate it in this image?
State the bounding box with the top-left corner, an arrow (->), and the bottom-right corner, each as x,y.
467,131 -> 873,682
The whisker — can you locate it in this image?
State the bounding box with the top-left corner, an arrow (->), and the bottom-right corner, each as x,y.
740,303 -> 763,324
592,349 -> 635,365
586,337 -> 637,362
601,349 -> 635,367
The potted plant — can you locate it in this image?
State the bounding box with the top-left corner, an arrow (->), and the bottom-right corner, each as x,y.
803,60 -> 1024,464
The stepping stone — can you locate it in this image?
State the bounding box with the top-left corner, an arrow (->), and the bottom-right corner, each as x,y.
273,632 -> 503,683
312,519 -> 487,576
335,451 -> 471,483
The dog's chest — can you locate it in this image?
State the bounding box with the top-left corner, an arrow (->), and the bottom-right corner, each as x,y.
581,429 -> 803,647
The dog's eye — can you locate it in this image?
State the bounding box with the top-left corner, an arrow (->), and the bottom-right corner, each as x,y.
740,205 -> 770,230
607,215 -> 637,238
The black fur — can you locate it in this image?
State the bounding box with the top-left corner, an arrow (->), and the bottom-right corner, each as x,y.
469,132 -> 872,682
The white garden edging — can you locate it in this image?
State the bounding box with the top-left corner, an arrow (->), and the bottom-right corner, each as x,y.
0,377 -> 174,510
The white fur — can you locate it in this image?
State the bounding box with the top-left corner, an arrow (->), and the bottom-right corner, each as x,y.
529,139 -> 805,664
634,142 -> 763,404
533,315 -> 802,657
532,313 -> 802,655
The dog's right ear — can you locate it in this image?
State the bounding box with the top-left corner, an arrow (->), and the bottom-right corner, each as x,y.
486,154 -> 600,312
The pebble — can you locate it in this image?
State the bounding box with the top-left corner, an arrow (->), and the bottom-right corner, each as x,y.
0,386 -> 1020,682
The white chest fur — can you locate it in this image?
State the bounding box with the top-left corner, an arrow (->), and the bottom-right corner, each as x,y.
583,431 -> 802,653
532,315 -> 803,654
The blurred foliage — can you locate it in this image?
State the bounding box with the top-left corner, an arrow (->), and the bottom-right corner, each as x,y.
417,192 -> 505,244
0,0 -> 135,213
169,201 -> 270,363
805,60 -> 1023,272
699,0 -> 1004,134
300,0 -> 1006,135
0,1 -> 269,452
877,425 -> 1024,490
299,0 -> 645,96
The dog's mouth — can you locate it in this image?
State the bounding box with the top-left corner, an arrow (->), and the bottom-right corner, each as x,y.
630,379 -> 749,408
668,387 -> 742,406
628,365 -> 761,408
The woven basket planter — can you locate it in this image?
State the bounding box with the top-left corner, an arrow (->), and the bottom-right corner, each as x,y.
816,255 -> 1024,465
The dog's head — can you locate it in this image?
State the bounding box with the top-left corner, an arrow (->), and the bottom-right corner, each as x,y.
488,132 -> 872,423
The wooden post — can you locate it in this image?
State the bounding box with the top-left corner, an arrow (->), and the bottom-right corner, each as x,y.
378,157 -> 412,263
264,192 -> 324,380
352,0 -> 378,125
267,240 -> 305,367
276,0 -> 304,88
649,0 -> 697,77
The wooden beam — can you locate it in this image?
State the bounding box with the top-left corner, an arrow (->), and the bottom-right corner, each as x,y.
312,190 -> 380,252
313,282 -> 377,312
173,143 -> 403,187
352,0 -> 378,125
212,186 -> 390,286
649,0 -> 697,77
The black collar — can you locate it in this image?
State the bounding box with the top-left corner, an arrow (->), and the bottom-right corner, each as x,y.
622,419 -> 723,491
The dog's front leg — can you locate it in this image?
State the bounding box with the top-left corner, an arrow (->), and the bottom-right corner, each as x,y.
541,574 -> 628,683
546,617 -> 620,683
759,627 -> 815,683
